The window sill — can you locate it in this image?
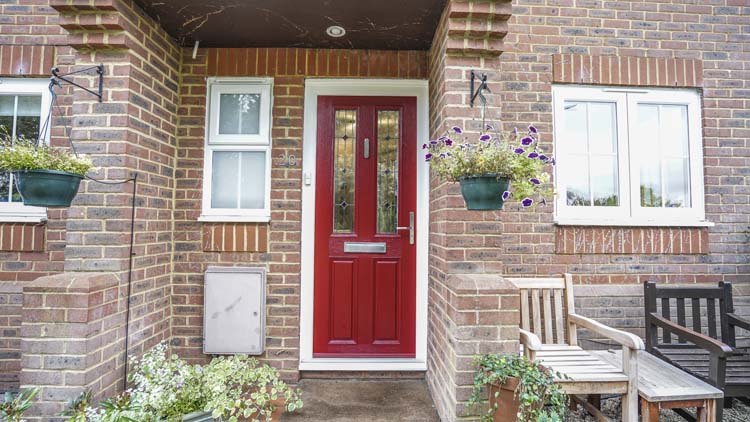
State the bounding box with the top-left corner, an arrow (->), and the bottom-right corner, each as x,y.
0,213 -> 47,224
554,218 -> 714,228
198,214 -> 270,223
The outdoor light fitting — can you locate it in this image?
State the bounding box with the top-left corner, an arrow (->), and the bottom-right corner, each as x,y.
326,25 -> 346,38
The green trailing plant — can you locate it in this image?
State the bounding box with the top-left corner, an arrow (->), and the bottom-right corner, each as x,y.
468,354 -> 567,422
64,343 -> 303,422
0,388 -> 39,422
0,138 -> 93,176
425,124 -> 553,207
202,354 -> 303,422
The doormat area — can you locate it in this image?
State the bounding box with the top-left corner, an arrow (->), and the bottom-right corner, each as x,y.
284,379 -> 440,422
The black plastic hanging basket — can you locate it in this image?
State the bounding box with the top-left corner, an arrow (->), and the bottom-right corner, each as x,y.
14,169 -> 83,207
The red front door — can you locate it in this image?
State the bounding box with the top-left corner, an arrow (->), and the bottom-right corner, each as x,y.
313,96 -> 417,358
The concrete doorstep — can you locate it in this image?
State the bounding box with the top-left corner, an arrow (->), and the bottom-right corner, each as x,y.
284,380 -> 440,422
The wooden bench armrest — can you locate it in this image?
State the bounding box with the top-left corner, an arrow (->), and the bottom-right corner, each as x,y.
569,313 -> 645,350
648,313 -> 733,358
519,328 -> 542,351
728,312 -> 750,332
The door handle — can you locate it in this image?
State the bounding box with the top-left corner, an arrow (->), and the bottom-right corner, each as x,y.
396,211 -> 414,245
363,138 -> 370,159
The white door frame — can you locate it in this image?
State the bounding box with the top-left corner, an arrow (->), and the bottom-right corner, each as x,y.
299,79 -> 429,371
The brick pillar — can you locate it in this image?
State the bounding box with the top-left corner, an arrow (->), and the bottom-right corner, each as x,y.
20,273 -> 121,420
426,1 -> 517,421
0,282 -> 22,393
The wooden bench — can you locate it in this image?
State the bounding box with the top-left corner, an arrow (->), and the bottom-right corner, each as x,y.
509,275 -> 645,422
594,350 -> 723,422
645,281 -> 750,421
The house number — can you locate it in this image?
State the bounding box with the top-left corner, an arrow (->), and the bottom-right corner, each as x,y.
277,153 -> 296,167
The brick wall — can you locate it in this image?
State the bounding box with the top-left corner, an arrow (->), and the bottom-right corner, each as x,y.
493,0 -> 750,285
19,273 -> 122,420
0,283 -> 22,392
426,2 -> 518,421
172,47 -> 429,380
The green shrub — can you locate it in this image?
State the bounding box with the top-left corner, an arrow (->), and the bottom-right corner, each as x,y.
0,140 -> 93,176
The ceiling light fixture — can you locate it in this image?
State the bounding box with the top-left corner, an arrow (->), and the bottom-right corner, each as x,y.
326,25 -> 346,38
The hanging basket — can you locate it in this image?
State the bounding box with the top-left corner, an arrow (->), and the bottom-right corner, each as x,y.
14,169 -> 83,208
458,175 -> 510,210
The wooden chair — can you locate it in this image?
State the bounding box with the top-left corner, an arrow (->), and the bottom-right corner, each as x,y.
509,274 -> 645,422
644,281 -> 750,421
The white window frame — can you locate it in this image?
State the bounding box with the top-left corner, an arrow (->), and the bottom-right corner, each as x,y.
199,78 -> 273,223
0,78 -> 51,223
553,85 -> 710,227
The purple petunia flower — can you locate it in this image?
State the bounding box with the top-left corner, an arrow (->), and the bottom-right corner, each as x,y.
521,137 -> 534,146
479,134 -> 491,142
528,125 -> 538,134
549,157 -> 556,165
514,148 -> 525,154
529,178 -> 541,185
522,198 -> 534,207
538,154 -> 548,162
528,152 -> 539,159
445,138 -> 453,146
425,153 -> 433,161
452,126 -> 463,134
430,140 -> 438,145
438,136 -> 448,141
502,191 -> 511,200
422,143 -> 427,149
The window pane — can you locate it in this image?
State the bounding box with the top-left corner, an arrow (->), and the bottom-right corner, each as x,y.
562,101 -> 588,152
16,96 -> 41,140
219,93 -> 261,135
0,96 -> 14,137
560,101 -> 618,207
566,155 -> 591,206
589,102 -> 617,154
592,156 -> 619,206
333,109 -> 356,233
211,151 -> 240,208
377,110 -> 399,234
0,172 -> 9,203
239,151 -> 266,209
664,158 -> 690,208
637,104 -> 690,208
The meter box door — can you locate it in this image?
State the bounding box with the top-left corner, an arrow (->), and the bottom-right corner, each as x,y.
203,266 -> 266,355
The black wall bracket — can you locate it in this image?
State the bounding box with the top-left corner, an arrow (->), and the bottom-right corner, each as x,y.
470,70 -> 490,108
50,64 -> 104,102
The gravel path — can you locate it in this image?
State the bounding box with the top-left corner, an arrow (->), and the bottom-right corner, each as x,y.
567,397 -> 749,421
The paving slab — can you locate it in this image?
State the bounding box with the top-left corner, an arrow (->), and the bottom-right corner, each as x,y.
284,379 -> 440,422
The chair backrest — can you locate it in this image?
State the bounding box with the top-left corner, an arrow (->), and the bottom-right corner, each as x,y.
644,281 -> 735,349
507,274 -> 576,346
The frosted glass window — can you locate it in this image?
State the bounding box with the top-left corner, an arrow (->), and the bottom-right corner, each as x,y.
219,93 -> 261,135
211,151 -> 266,209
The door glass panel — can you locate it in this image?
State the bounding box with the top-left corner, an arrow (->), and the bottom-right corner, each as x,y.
377,110 -> 399,233
219,93 -> 261,135
333,109 -> 356,233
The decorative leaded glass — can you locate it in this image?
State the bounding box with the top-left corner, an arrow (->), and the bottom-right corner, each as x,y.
333,110 -> 356,232
376,110 -> 399,233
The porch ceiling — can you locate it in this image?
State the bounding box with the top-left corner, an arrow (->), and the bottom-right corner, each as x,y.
133,0 -> 448,50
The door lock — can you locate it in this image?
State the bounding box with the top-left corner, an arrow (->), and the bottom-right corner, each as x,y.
396,211 -> 415,245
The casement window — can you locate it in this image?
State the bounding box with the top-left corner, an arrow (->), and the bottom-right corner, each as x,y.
0,78 -> 51,222
200,78 -> 273,222
552,85 -> 708,227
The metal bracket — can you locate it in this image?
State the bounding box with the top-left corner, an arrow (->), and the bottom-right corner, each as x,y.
470,70 -> 490,108
50,64 -> 104,102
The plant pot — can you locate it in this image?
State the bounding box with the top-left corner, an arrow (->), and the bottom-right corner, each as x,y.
182,411 -> 216,422
487,377 -> 523,422
13,169 -> 83,207
458,175 -> 510,210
